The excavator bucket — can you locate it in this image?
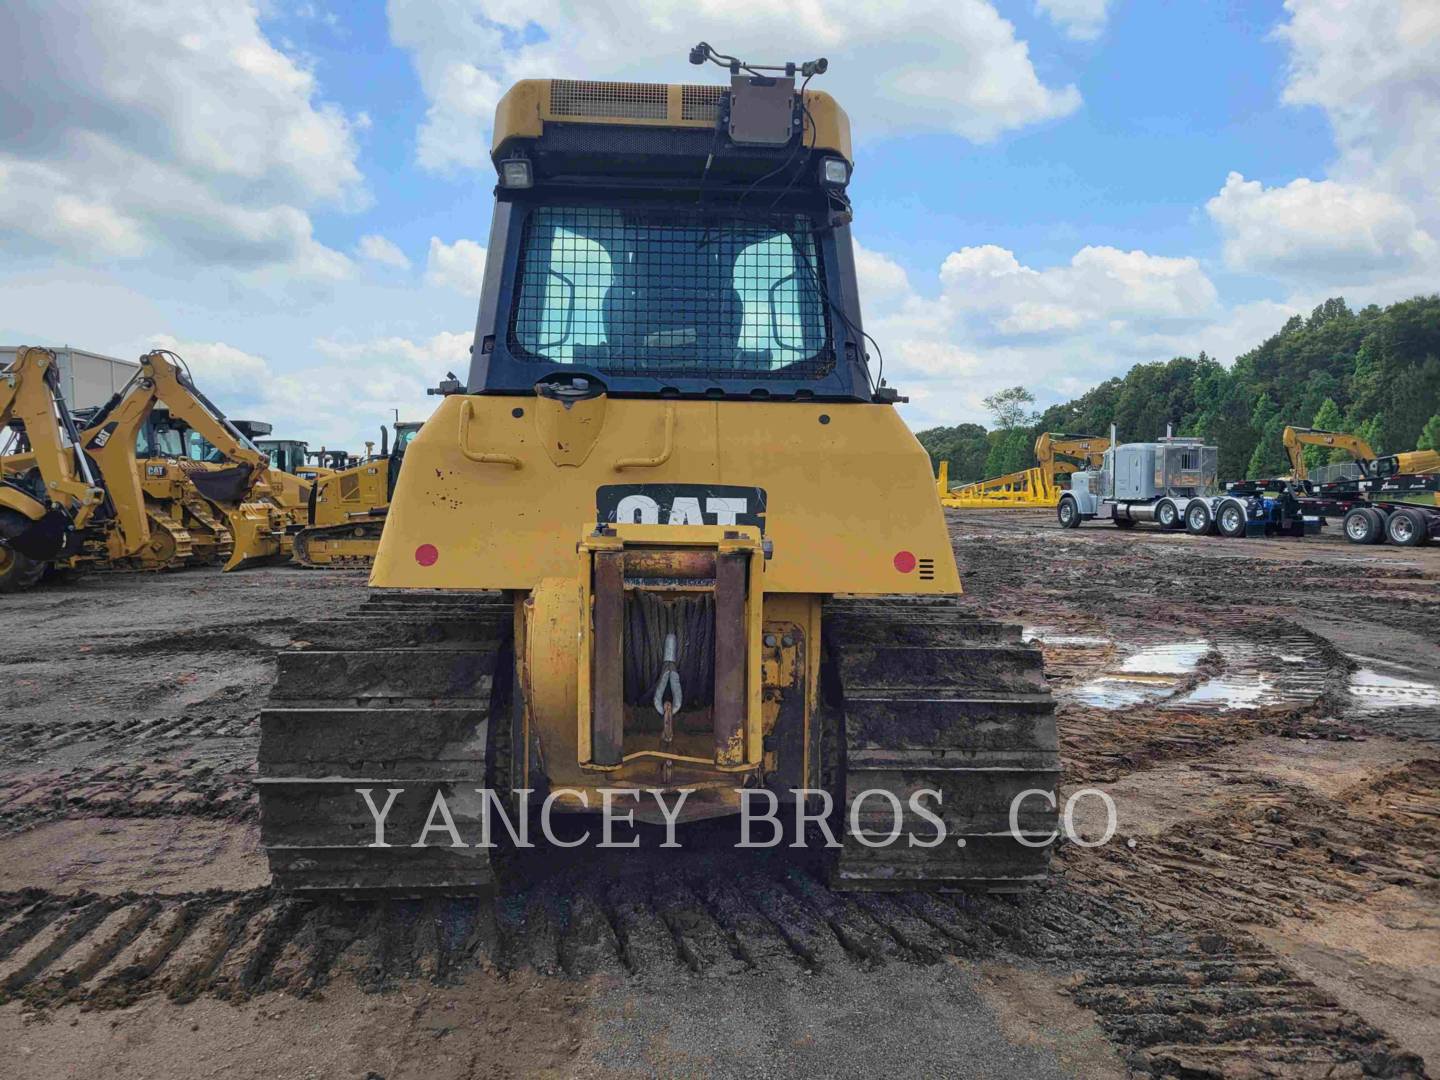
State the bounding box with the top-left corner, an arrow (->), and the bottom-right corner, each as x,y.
189,464 -> 254,505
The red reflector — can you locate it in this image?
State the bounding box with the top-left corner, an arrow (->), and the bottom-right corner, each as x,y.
893,550 -> 916,573
415,544 -> 439,567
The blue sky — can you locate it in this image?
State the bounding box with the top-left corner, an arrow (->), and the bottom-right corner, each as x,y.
2,1 -> 1436,444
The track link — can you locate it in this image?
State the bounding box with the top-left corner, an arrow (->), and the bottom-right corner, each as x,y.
291,521 -> 383,569
827,597 -> 1060,891
256,590 -> 511,894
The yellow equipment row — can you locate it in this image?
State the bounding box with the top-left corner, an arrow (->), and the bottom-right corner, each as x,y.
937,431 -> 1109,509
1,346 -> 309,590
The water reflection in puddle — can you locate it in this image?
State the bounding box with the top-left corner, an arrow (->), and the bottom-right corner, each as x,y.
1071,639 -> 1208,708
1118,640 -> 1209,675
1022,626 -> 1113,647
1072,676 -> 1175,709
1170,675 -> 1276,709
1349,668 -> 1438,712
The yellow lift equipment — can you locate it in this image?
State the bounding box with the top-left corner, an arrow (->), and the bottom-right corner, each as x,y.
937,431 -> 1109,509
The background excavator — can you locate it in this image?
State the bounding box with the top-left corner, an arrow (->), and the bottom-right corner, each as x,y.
257,48 -> 1059,896
1282,425 -> 1440,485
1,346 -> 305,589
938,432 -> 1110,509
291,420 -> 422,568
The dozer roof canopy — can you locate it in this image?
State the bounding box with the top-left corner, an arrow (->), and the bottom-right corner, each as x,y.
492,78 -> 851,180
468,77 -> 874,402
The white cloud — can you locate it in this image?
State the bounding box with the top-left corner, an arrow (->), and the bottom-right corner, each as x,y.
357,234 -> 413,270
140,330 -> 467,447
1276,0 -> 1440,203
0,0 -> 364,277
388,0 -> 1081,173
149,334 -> 272,395
1206,172 -> 1436,283
854,241 -> 1234,432
854,242 -> 912,308
937,243 -> 1218,333
315,330 -> 472,374
1035,0 -> 1111,41
425,237 -> 489,296
1201,2 -> 1440,298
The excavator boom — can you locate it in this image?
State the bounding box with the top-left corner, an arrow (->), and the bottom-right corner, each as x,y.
1281,426 -> 1377,483
1,348 -> 110,577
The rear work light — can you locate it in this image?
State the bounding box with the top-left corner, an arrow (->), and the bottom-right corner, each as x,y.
820,156 -> 850,188
499,158 -> 533,188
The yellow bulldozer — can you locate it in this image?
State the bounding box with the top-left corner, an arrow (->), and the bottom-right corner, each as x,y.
256,47 -> 1059,895
1,346 -> 306,589
938,431 -> 1110,509
291,420 -> 423,568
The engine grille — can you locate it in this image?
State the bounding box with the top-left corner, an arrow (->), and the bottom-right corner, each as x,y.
549,80 -> 668,120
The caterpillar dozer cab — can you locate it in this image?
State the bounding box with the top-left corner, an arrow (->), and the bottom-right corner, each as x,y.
257,47 -> 1059,895
292,420 -> 423,568
1,346 -> 304,588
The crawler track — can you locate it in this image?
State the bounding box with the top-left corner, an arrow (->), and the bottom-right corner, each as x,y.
256,591 -> 512,893
827,597 -> 1060,890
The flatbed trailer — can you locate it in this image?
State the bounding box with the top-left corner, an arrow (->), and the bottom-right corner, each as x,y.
1258,473 -> 1440,547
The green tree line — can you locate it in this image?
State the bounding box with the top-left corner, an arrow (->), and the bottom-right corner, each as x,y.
918,295 -> 1440,483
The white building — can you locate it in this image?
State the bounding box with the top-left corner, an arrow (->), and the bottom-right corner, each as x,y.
0,346 -> 139,412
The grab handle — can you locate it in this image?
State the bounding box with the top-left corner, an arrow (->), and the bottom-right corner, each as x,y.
614,405 -> 674,470
458,400 -> 521,467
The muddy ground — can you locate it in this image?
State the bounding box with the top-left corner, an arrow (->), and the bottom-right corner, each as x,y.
0,510 -> 1436,1078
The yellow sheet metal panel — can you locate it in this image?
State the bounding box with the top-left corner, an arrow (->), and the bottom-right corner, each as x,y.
492,79 -> 852,162
370,395 -> 958,595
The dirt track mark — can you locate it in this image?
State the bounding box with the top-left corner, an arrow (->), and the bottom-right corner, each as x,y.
0,763 -> 255,834
0,874 -> 1424,1076
1073,759 -> 1440,928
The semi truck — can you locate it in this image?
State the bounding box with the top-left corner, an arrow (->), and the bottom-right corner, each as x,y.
1057,428 -> 1319,538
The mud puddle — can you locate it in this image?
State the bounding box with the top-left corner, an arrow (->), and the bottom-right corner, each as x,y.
1064,623 -> 1337,714
1349,667 -> 1438,713
1070,640 -> 1209,708
1022,626 -> 1114,647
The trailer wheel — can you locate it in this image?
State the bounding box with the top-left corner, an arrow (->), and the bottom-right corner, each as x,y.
1386,507 -> 1429,547
1056,496 -> 1081,529
1156,499 -> 1179,529
1343,507 -> 1381,545
1217,501 -> 1247,538
1185,501 -> 1211,535
1362,507 -> 1387,544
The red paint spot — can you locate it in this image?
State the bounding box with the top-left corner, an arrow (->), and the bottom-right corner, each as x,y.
415,544 -> 439,567
893,550 -> 917,573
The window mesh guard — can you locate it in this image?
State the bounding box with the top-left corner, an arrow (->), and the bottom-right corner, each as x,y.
507,207 -> 834,380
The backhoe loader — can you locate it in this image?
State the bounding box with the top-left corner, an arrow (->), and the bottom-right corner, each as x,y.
1,346 -> 304,589
257,48 -> 1059,895
291,420 -> 422,568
